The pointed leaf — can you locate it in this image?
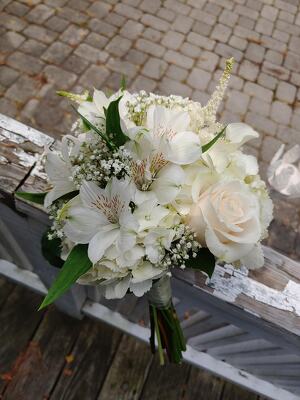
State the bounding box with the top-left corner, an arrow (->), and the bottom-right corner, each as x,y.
41,229 -> 64,268
202,126 -> 227,153
106,96 -> 128,147
39,244 -> 92,310
185,248 -> 216,278
15,191 -> 47,205
71,105 -> 114,149
120,75 -> 126,91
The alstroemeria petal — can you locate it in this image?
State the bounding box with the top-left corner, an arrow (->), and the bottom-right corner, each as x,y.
151,164 -> 185,204
167,131 -> 202,165
88,228 -> 119,263
93,89 -> 109,112
63,207 -> 107,243
80,180 -> 106,211
226,123 -> 258,147
44,181 -> 75,208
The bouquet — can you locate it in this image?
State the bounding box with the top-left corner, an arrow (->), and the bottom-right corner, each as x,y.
18,58 -> 273,364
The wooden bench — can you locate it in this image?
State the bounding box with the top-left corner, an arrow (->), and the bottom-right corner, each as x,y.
1,114 -> 300,400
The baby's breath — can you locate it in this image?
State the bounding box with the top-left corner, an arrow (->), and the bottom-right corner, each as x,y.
156,224 -> 201,270
48,201 -> 66,240
70,143 -> 131,188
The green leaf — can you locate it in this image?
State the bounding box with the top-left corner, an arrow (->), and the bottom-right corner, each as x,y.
55,190 -> 79,203
202,126 -> 227,153
41,229 -> 64,268
39,244 -> 92,310
15,191 -> 47,205
106,96 -> 129,147
120,75 -> 126,91
71,105 -> 114,150
185,248 -> 216,278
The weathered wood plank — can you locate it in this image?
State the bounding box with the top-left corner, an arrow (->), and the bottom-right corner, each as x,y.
0,277 -> 15,310
173,248 -> 300,353
2,307 -> 80,400
0,286 -> 44,394
50,319 -> 122,400
184,367 -> 224,400
98,334 -> 152,400
0,114 -> 52,203
221,381 -> 259,400
140,355 -> 190,400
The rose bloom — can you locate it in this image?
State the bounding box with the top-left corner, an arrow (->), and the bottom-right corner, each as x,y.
188,180 -> 263,267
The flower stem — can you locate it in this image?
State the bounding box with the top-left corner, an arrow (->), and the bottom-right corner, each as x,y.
152,305 -> 165,366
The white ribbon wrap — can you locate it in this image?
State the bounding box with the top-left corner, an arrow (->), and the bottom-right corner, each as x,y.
147,274 -> 172,309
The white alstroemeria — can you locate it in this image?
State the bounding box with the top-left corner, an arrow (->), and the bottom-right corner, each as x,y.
151,163 -> 185,205
226,123 -> 259,148
44,135 -> 80,207
126,105 -> 201,192
63,178 -> 139,264
78,89 -> 113,120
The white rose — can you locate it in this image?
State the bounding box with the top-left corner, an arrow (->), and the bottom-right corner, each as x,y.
188,180 -> 262,265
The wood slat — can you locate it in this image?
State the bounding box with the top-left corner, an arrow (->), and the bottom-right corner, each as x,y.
221,381 -> 259,400
98,335 -> 152,400
2,307 -> 80,400
0,114 -> 52,203
140,356 -> 190,400
0,286 -> 44,394
50,319 -> 122,400
207,339 -> 278,357
184,368 -> 224,400
0,277 -> 15,310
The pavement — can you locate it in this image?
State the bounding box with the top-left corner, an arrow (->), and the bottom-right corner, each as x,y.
0,0 -> 299,258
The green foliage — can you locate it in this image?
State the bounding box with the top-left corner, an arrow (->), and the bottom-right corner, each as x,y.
39,244 -> 92,310
105,96 -> 128,147
15,191 -> 47,205
185,247 -> 216,278
41,229 -> 64,268
120,75 -> 126,91
202,126 -> 227,153
71,105 -> 114,149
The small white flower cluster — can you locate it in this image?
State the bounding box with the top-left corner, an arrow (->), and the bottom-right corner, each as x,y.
156,225 -> 201,270
71,143 -> 131,188
48,201 -> 65,240
126,90 -> 191,126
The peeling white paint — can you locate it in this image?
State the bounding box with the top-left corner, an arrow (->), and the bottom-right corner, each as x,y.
0,155 -> 8,164
208,265 -> 300,316
0,113 -> 53,147
12,148 -> 38,167
31,153 -> 48,180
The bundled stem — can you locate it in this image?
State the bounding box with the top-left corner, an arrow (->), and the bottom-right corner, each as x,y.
148,275 -> 186,365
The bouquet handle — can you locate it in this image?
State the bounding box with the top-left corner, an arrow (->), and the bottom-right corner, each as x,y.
148,275 -> 186,365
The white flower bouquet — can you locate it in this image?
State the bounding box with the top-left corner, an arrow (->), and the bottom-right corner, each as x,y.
18,58 -> 273,364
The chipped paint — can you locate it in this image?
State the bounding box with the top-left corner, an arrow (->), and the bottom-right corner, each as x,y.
0,114 -> 53,147
12,148 -> 38,167
31,153 -> 48,180
0,155 -> 8,164
208,265 -> 300,316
